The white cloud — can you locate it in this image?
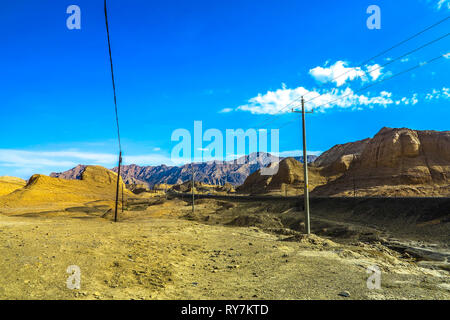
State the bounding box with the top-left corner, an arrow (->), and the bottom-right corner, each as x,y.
436,0 -> 450,10
424,87 -> 450,100
237,85 -> 310,115
237,84 -> 396,115
309,61 -> 382,86
0,149 -> 177,179
219,107 -> 233,113
396,93 -> 419,105
0,149 -> 115,168
275,150 -> 323,157
123,154 -> 176,166
152,147 -> 161,151
365,64 -> 382,81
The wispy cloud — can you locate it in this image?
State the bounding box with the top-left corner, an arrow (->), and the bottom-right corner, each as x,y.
435,0 -> 450,10
236,85 -> 396,115
0,149 -> 175,179
424,87 -> 450,100
219,107 -> 233,113
275,150 -> 323,157
0,148 -> 323,179
231,54 -> 450,115
229,59 -> 401,115
309,61 -> 382,86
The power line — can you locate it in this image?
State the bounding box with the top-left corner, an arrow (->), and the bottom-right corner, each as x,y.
305,53 -> 448,111
275,52 -> 448,129
104,0 -> 123,222
255,32 -> 449,130
303,32 -> 450,106
104,0 -> 122,152
302,15 -> 450,100
251,15 -> 450,129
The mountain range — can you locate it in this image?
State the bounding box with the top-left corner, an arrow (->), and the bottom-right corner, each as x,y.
50,153 -> 318,187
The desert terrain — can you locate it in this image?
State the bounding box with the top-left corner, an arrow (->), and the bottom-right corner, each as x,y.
0,193 -> 449,300
0,127 -> 449,300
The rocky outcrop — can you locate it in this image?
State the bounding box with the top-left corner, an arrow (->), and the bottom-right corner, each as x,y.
50,165 -> 86,180
237,158 -> 327,195
313,127 -> 450,196
313,138 -> 370,176
314,138 -> 370,167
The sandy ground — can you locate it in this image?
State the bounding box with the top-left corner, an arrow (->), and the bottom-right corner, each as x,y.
0,198 -> 449,300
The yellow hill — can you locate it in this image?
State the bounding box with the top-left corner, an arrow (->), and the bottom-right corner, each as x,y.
0,166 -> 132,214
0,176 -> 27,196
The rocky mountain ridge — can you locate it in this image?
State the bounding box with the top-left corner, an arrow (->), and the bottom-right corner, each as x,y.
51,153 -> 317,187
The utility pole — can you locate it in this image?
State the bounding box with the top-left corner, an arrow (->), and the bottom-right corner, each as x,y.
352,154 -> 357,199
191,163 -> 195,215
292,97 -> 313,235
121,183 -> 124,213
114,151 -> 122,222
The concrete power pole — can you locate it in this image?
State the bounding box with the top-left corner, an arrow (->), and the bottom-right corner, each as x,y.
292,97 -> 313,235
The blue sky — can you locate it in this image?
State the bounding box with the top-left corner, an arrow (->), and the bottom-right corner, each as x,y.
0,0 -> 449,178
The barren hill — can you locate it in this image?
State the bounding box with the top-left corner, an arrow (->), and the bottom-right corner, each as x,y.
237,157 -> 327,195
312,127 -> 450,197
0,176 -> 26,197
0,166 -> 131,213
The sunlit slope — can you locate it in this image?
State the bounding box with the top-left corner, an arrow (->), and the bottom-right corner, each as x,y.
238,157 -> 327,195
0,176 -> 27,196
0,166 -> 132,211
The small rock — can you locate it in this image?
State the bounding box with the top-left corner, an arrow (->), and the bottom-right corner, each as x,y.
338,291 -> 350,297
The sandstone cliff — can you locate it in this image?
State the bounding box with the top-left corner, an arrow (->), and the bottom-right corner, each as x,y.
312,127 -> 450,197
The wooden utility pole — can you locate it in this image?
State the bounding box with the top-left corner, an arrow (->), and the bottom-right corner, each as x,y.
121,183 -> 124,214
114,151 -> 122,222
352,154 -> 357,198
292,97 -> 313,235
